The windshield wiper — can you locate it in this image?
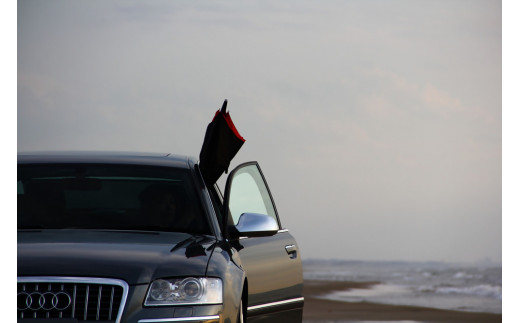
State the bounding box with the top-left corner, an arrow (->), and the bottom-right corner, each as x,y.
18,224 -> 44,230
170,235 -> 208,253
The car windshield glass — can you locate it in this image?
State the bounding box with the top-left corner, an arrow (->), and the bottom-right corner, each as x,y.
18,164 -> 211,234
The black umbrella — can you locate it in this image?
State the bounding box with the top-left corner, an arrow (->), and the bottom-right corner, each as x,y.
199,100 -> 245,185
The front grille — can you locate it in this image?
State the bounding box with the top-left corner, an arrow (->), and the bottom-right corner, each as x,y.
17,277 -> 128,322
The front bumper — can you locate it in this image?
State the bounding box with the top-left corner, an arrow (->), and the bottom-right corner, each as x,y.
137,315 -> 220,323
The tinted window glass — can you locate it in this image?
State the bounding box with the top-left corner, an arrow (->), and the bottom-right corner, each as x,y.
228,164 -> 279,227
18,164 -> 210,234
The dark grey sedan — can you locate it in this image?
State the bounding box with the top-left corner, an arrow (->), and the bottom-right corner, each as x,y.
17,152 -> 303,322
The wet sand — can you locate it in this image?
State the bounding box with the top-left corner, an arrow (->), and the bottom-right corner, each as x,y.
303,280 -> 501,323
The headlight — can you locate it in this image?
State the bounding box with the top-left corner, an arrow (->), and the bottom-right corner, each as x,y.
144,277 -> 223,306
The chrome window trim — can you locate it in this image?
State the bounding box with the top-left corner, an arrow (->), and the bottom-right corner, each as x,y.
138,315 -> 220,322
247,297 -> 304,312
17,276 -> 129,323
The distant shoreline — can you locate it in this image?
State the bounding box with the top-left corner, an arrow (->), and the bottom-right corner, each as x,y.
302,258 -> 503,267
303,280 -> 502,323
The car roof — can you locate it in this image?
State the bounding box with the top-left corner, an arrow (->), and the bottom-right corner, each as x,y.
17,151 -> 197,169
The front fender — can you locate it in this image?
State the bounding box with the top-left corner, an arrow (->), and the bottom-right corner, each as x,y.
206,242 -> 245,323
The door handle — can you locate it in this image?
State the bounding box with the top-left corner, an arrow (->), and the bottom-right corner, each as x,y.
285,244 -> 298,259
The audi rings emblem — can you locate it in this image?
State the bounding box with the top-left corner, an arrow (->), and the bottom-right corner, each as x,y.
17,291 -> 72,311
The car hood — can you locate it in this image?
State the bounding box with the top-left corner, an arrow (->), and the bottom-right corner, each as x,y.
17,230 -> 217,285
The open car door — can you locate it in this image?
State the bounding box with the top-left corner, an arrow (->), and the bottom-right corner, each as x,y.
224,162 -> 304,322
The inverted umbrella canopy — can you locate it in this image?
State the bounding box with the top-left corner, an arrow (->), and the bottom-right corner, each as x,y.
199,100 -> 245,185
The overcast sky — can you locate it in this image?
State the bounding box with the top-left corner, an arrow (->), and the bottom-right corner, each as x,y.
17,0 -> 502,263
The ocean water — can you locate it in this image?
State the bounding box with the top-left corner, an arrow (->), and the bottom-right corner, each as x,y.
303,259 -> 502,314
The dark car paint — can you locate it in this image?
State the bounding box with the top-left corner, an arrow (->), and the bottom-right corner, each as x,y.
17,231 -> 215,284
237,232 -> 303,306
17,152 -> 303,322
17,151 -> 192,169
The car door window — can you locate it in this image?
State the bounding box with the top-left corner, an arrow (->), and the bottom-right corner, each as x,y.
228,163 -> 279,227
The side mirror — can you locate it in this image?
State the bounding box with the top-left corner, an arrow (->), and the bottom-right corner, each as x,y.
235,213 -> 279,237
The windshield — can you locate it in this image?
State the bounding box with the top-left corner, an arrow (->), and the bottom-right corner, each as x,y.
18,164 -> 211,234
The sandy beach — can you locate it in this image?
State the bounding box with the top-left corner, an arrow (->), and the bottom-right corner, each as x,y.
303,280 -> 501,323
